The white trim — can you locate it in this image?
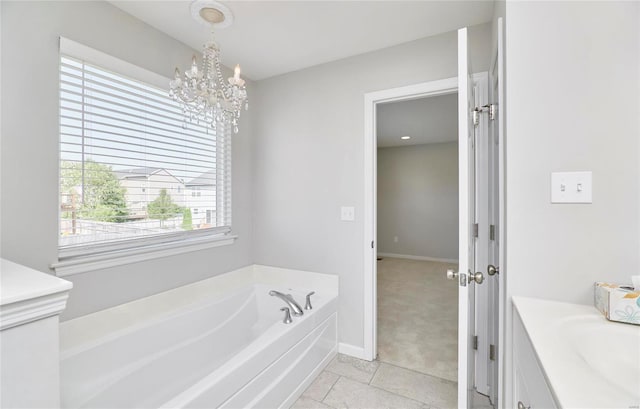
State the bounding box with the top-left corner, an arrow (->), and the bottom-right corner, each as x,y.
51,235 -> 237,277
0,292 -> 70,331
1,258 -> 72,332
496,17 -> 507,409
59,37 -> 169,89
338,342 -> 368,360
363,77 -> 458,362
457,29 -> 472,408
56,39 -> 236,277
59,227 -> 232,259
377,253 -> 458,264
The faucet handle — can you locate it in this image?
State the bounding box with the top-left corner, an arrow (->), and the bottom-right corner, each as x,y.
280,307 -> 293,324
305,291 -> 315,310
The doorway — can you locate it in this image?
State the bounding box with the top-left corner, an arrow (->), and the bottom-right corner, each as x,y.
375,93 -> 460,385
363,71 -> 498,409
363,78 -> 459,364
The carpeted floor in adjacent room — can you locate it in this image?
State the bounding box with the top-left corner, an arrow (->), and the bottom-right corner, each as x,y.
376,257 -> 459,382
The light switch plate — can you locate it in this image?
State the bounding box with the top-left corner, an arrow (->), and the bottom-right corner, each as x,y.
341,206 -> 355,221
551,171 -> 592,203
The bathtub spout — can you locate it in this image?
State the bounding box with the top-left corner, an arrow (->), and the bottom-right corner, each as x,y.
269,291 -> 304,316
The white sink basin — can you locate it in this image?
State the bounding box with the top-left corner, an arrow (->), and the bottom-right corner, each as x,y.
514,297 -> 640,409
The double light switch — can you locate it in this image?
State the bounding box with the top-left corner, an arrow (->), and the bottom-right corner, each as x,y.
551,171 -> 592,203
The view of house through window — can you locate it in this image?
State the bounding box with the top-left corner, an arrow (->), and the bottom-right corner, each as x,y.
59,55 -> 232,253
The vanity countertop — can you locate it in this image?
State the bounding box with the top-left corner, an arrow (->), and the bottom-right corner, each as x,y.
513,296 -> 640,409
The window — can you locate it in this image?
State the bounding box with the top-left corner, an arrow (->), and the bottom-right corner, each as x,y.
58,39 -> 232,263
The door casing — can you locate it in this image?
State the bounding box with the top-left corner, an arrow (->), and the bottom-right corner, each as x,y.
362,73 -> 496,388
363,76 -> 458,361
364,20 -> 506,406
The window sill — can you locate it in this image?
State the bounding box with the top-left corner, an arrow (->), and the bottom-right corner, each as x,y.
50,234 -> 237,277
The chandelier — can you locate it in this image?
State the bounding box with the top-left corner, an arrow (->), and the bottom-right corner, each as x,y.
169,2 -> 248,133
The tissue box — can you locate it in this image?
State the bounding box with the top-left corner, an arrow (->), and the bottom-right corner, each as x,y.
594,282 -> 640,325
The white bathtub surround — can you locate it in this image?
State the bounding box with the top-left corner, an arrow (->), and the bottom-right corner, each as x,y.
513,297 -> 640,409
60,265 -> 338,408
0,259 -> 73,408
61,264 -> 337,349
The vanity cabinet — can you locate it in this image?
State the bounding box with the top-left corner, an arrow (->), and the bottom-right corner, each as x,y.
513,310 -> 558,409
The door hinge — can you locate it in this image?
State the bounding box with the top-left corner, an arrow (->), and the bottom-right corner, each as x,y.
489,224 -> 495,241
473,223 -> 479,238
489,344 -> 496,361
473,335 -> 478,350
489,103 -> 497,120
472,104 -> 497,126
371,241 -> 375,249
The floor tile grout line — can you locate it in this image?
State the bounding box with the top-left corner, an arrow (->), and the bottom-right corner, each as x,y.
367,361 -> 382,385
323,368 -> 341,378
361,379 -> 431,408
305,354 -> 458,408
375,360 -> 458,385
317,393 -> 338,409
319,372 -> 341,404
373,365 -> 457,407
331,372 -> 433,408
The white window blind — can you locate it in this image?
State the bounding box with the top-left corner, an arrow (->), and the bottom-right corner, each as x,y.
59,47 -> 232,259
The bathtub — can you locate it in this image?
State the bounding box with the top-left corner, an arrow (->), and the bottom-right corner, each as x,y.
60,265 -> 339,408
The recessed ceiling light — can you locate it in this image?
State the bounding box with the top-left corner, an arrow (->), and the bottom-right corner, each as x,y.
401,136 -> 411,140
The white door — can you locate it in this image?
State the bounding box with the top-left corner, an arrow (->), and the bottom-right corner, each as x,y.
486,57 -> 500,407
449,24 -> 503,409
449,26 -> 478,409
474,73 -> 490,398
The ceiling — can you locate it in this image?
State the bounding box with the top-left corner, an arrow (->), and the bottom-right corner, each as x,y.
109,1 -> 495,80
376,93 -> 458,148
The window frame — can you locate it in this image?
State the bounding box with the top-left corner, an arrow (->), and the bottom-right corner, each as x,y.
52,37 -> 236,277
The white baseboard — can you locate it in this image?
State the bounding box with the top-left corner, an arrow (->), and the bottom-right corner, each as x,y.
377,252 -> 458,264
338,342 -> 369,360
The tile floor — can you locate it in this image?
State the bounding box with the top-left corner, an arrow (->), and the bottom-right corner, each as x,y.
293,354 -> 454,409
292,258 -> 494,409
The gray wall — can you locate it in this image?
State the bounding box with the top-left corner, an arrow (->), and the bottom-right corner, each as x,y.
0,1 -> 254,320
504,0 -> 639,307
500,2 -> 639,405
252,23 -> 491,349
377,143 -> 458,260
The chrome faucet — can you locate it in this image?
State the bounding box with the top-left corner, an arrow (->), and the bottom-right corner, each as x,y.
269,290 -> 304,316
